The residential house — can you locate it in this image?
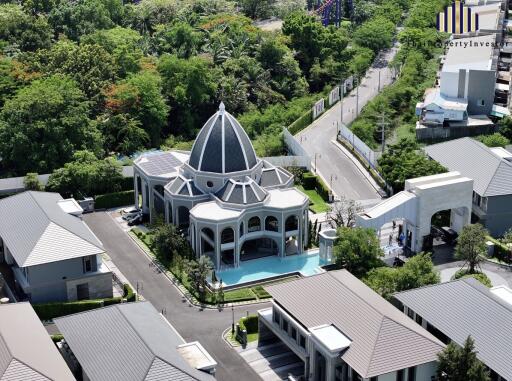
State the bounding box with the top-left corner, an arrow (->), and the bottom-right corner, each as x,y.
259,269 -> 445,381
393,278 -> 512,381
425,137 -> 512,236
0,302 -> 75,380
55,301 -> 216,381
0,191 -> 113,303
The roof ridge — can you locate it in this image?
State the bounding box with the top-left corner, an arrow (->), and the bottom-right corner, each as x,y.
463,278 -> 512,313
7,357 -> 50,380
148,355 -> 202,381
362,316 -> 386,378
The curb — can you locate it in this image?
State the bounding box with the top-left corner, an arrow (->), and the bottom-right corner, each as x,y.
330,139 -> 385,196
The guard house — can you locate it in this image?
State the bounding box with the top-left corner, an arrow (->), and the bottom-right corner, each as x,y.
356,172 -> 473,253
133,104 -> 310,269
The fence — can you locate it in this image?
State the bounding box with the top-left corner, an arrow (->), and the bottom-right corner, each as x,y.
262,156 -> 311,169
338,124 -> 381,169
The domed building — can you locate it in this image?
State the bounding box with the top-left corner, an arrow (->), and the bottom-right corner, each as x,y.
133,103 -> 310,269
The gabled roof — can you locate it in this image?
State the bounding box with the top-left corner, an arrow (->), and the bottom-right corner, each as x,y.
394,278 -> 512,381
424,137 -> 512,196
165,176 -> 204,198
54,302 -> 214,381
266,270 -> 444,379
0,192 -> 104,267
259,163 -> 293,188
216,177 -> 267,205
0,303 -> 75,380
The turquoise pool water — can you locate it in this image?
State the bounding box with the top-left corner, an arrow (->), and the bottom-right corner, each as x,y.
216,252 -> 329,286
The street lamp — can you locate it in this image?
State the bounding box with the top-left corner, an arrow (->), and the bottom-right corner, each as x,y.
314,153 -> 321,174
231,305 -> 235,334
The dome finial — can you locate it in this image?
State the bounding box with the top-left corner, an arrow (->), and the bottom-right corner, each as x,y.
219,102 -> 225,115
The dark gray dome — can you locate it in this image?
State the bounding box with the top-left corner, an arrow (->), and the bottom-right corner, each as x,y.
188,103 -> 258,174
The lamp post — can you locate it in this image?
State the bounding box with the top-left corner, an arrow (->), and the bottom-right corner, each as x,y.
314,153 -> 321,174
231,305 -> 235,334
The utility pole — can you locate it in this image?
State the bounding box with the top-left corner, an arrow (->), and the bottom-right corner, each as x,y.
314,153 -> 321,173
340,78 -> 344,125
375,112 -> 390,153
356,76 -> 360,118
378,70 -> 381,92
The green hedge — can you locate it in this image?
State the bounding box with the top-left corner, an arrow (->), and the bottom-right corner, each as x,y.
51,334 -> 64,343
452,269 -> 492,287
251,285 -> 271,299
34,300 -> 106,320
239,315 -> 259,334
95,190 -> 134,209
223,288 -> 256,303
124,283 -> 136,302
487,236 -> 512,264
315,176 -> 330,201
288,109 -> 313,135
302,172 -> 317,190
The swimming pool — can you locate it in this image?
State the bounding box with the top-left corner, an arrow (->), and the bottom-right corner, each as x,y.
215,251 -> 329,286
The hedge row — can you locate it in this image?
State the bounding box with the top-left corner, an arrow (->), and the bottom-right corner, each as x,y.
487,236 -> 512,264
34,284 -> 136,320
301,172 -> 330,201
288,109 -> 313,135
239,315 -> 258,334
95,190 -> 134,209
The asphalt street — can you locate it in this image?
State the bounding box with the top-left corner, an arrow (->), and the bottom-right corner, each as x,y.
83,212 -> 268,381
296,45 -> 398,201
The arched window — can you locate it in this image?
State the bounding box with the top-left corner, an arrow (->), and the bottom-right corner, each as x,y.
248,216 -> 261,232
221,227 -> 235,244
285,215 -> 298,231
177,206 -> 190,229
240,222 -> 244,237
265,216 -> 279,232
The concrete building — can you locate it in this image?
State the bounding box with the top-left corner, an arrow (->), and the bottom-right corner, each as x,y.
425,137 -> 512,236
356,172 -> 473,253
258,270 -> 445,381
394,278 -> 512,381
55,301 -> 216,381
0,191 -> 112,303
133,103 -> 309,269
0,302 -> 75,380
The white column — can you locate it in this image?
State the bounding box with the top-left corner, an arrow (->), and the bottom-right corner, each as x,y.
215,226 -> 221,269
281,213 -> 286,257
133,174 -> 139,208
164,202 -> 169,224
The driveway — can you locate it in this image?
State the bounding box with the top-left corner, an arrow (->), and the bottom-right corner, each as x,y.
83,212 -> 268,381
296,45 -> 398,201
437,260 -> 512,287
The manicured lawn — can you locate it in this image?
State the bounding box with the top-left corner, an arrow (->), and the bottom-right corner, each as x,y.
251,285 -> 271,299
297,185 -> 330,213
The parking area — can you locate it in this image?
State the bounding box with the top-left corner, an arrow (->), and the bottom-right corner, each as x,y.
237,339 -> 304,381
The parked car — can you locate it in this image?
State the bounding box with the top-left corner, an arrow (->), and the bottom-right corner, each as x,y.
122,206 -> 139,214
122,209 -> 141,221
127,213 -> 143,226
440,226 -> 458,244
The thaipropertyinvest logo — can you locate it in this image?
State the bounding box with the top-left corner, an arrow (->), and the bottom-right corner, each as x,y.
437,0 -> 479,34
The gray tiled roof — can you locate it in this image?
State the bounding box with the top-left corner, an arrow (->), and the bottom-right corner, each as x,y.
0,191 -> 104,267
188,104 -> 257,174
259,166 -> 292,188
54,302 -> 214,381
0,303 -> 75,380
393,278 -> 512,380
424,137 -> 512,196
166,176 -> 203,198
266,270 -> 444,379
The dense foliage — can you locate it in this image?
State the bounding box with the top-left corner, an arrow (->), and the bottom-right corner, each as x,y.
0,0 -> 408,179
437,336 -> 490,381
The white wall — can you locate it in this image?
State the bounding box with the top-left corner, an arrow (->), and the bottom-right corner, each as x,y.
440,71 -> 461,98
416,362 -> 438,381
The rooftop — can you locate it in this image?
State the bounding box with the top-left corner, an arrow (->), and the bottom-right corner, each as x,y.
394,278 -> 512,381
54,301 -> 214,381
443,34 -> 496,72
424,137 -> 512,196
134,151 -> 189,179
266,270 -> 444,379
0,302 -> 75,380
264,188 -> 308,209
0,191 -> 104,267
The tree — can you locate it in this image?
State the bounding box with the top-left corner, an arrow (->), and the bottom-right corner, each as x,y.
333,226 -> 384,278
81,27 -> 143,77
378,138 -> 447,193
437,336 -> 490,381
240,0 -> 273,19
188,256 -> 214,303
498,116 -> 512,141
23,172 -> 43,191
152,22 -> 203,58
365,253 -> 440,299
152,223 -> 191,262
158,54 -> 218,135
46,150 -> 123,198
100,114 -> 149,155
105,71 -> 169,146
353,16 -> 395,53
328,196 -> 362,228
455,224 -> 488,274
30,40 -> 116,108
0,74 -> 100,175
0,4 -> 52,52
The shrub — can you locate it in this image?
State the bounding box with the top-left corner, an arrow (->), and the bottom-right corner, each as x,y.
239,315 -> 258,334
123,283 -> 136,302
315,176 -> 330,201
452,269 -> 492,288
51,334 -> 64,343
33,300 -> 105,320
95,190 -> 134,209
302,172 -> 317,190
251,285 -> 271,299
288,109 -> 312,135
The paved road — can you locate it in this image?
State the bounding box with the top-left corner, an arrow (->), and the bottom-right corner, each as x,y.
83,212 -> 267,381
436,260 -> 512,287
296,45 -> 398,201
